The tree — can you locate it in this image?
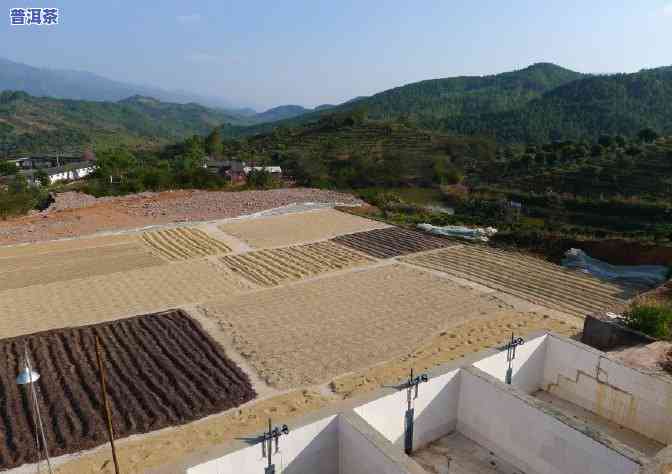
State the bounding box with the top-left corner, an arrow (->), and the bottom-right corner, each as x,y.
598,135 -> 613,148
246,169 -> 276,189
637,128 -> 659,143
95,148 -> 137,180
34,169 -> 50,186
205,128 -> 223,158
589,144 -> 604,158
0,161 -> 18,176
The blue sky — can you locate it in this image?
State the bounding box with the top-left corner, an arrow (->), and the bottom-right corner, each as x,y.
2,0 -> 672,110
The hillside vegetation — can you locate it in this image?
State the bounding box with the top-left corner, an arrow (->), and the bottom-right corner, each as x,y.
223,114 -> 494,188
221,63 -> 585,138
223,64 -> 672,144
443,67 -> 672,142
0,92 -> 242,153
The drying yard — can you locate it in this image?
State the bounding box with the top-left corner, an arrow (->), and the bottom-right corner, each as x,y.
332,226 -> 456,258
0,236 -> 164,290
0,310 -> 255,471
218,241 -> 373,287
403,244 -> 629,318
0,260 -> 251,338
203,264 -> 527,388
218,207 -> 388,248
0,192 -> 647,474
141,227 -> 232,261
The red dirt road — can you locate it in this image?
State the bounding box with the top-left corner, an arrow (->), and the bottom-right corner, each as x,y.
0,310 -> 255,471
0,188 -> 361,246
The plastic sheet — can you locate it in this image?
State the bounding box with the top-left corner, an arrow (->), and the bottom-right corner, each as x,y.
418,223 -> 498,242
562,248 -> 668,288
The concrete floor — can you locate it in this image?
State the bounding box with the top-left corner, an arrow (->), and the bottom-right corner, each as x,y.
533,390 -> 665,457
411,432 -> 529,474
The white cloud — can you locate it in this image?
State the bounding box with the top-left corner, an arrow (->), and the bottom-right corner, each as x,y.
177,13 -> 201,24
663,3 -> 672,16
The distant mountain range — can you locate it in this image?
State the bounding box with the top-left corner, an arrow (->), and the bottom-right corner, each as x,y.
2,60 -> 672,153
0,57 -> 338,127
0,57 -> 247,112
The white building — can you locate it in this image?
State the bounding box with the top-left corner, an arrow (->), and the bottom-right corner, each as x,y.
22,162 -> 95,185
243,166 -> 282,176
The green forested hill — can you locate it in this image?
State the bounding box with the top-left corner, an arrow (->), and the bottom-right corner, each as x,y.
224,64 -> 672,144
220,63 -> 585,137
332,62 -> 584,122
439,67 -> 672,142
0,92 -> 243,153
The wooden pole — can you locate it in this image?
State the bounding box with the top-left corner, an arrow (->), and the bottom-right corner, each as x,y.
95,336 -> 120,474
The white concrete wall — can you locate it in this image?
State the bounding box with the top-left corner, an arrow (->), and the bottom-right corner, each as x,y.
473,334 -> 548,394
187,416 -> 339,474
339,416 -> 421,474
543,336 -> 672,445
354,369 -> 461,449
458,369 -> 640,474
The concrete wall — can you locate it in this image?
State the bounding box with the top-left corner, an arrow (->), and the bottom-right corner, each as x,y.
543,336 -> 672,446
458,368 -> 640,474
473,334 -> 548,394
354,369 -> 461,449
187,416 -> 339,474
339,414 -> 425,474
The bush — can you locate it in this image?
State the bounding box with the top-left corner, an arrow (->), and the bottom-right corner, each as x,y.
624,301 -> 672,340
246,169 -> 279,189
0,176 -> 50,219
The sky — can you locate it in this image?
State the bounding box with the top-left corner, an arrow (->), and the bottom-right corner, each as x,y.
2,0 -> 672,110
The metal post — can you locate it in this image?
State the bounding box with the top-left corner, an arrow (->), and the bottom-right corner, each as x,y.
505,333 -> 524,385
265,418 -> 273,474
261,419 -> 289,474
95,336 -> 120,474
403,369 -> 429,455
25,347 -> 53,474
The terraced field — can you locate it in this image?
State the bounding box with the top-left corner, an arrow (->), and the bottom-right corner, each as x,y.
218,208 -> 389,248
332,226 -> 455,258
0,310 -> 255,471
0,260 -> 253,339
0,240 -> 164,290
141,227 -> 231,261
403,245 -> 629,317
218,241 -> 374,287
203,264 -> 514,388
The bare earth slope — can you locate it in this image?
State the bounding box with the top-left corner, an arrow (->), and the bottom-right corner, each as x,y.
0,188 -> 361,245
